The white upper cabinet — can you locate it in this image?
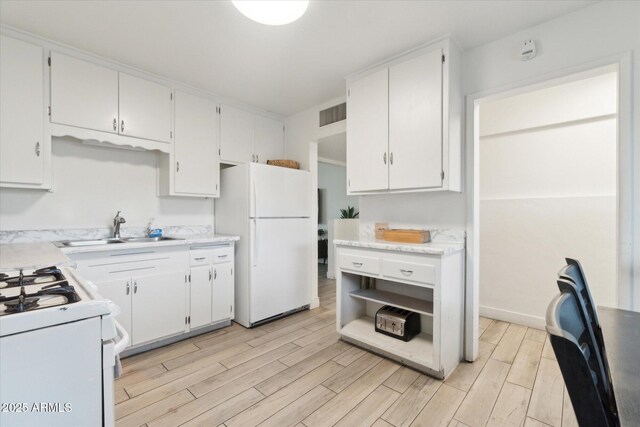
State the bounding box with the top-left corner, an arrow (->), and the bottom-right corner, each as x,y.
220,105 -> 284,165
220,105 -> 255,164
50,52 -> 119,134
346,38 -> 461,194
254,116 -> 284,164
50,52 -> 172,144
171,90 -> 219,197
0,35 -> 47,188
346,68 -> 389,193
119,73 -> 173,143
389,49 -> 443,190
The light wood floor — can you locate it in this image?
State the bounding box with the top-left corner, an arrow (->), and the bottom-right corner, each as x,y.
115,268 -> 576,427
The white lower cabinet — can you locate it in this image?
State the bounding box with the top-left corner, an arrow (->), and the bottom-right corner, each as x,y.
336,244 -> 464,379
71,242 -> 234,353
188,246 -> 234,330
212,261 -> 234,323
189,265 -> 213,328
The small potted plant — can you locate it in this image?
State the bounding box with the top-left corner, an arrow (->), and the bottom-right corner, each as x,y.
339,206 -> 359,219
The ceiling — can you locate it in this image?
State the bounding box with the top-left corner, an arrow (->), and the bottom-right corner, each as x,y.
0,1 -> 594,116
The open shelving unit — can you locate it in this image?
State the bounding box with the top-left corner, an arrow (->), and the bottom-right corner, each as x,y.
349,289 -> 434,316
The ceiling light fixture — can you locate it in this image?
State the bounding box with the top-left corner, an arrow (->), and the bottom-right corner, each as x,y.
232,0 -> 309,26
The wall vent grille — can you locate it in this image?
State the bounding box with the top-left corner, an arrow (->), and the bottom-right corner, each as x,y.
319,102 -> 346,127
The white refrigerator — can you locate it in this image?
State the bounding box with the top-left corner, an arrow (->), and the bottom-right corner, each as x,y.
215,163 -> 312,327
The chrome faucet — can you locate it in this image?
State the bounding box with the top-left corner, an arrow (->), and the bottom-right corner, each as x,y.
113,211 -> 126,238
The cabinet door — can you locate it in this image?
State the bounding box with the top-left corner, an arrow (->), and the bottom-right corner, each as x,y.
254,116 -> 284,163
132,271 -> 187,345
212,263 -> 234,323
190,265 -> 213,328
50,52 -> 119,133
389,50 -> 443,190
96,278 -> 132,346
220,105 -> 255,163
118,73 -> 173,143
0,35 -> 45,185
346,68 -> 389,193
174,91 -> 219,195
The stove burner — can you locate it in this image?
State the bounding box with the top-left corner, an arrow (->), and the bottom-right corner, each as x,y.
4,296 -> 40,313
0,266 -> 66,289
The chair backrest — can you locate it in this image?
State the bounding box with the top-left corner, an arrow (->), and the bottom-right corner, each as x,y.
557,258 -> 616,407
558,257 -> 601,330
546,292 -> 619,427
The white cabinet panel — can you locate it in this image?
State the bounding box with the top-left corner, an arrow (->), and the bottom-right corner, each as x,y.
118,73 -> 173,143
254,116 -> 284,163
389,49 -> 443,190
0,35 -> 45,185
212,262 -> 234,323
132,271 -> 186,345
173,91 -> 219,195
346,68 -> 389,193
50,52 -> 119,133
96,278 -> 132,346
190,265 -> 213,328
220,105 -> 255,163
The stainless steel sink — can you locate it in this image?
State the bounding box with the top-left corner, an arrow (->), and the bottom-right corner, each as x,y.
58,238 -> 125,247
121,237 -> 184,243
55,236 -> 183,247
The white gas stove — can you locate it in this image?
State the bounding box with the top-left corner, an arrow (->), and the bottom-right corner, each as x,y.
0,265 -> 129,427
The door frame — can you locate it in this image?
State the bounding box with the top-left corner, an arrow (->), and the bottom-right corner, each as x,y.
464,51 -> 634,361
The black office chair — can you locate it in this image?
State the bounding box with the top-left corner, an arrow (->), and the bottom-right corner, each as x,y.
546,292 -> 619,427
557,258 -> 617,413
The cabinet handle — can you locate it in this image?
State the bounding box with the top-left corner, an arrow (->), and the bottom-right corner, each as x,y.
126,282 -> 130,295
390,152 -> 394,165
133,280 -> 138,293
352,262 -> 363,268
121,120 -> 125,133
217,254 -> 228,259
399,269 -> 413,276
214,269 -> 217,280
35,142 -> 41,157
209,269 -> 212,281
113,118 -> 117,131
383,152 -> 386,165
194,257 -> 205,261
256,154 -> 259,163
176,161 -> 180,172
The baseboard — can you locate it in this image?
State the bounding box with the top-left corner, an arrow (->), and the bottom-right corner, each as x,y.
310,297 -> 320,309
327,271 -> 335,279
480,305 -> 546,329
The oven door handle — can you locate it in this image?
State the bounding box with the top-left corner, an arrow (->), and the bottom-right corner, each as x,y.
113,319 -> 129,355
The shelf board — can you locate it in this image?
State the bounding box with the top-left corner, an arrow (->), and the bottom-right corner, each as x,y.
349,288 -> 433,316
340,317 -> 434,368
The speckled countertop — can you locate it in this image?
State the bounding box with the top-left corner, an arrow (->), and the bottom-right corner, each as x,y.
334,237 -> 464,255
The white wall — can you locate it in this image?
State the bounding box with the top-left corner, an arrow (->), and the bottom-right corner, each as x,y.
0,138 -> 214,231
479,71 -> 617,326
318,162 -> 358,227
284,96 -> 346,170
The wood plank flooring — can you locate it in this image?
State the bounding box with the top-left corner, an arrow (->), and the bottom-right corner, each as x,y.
115,267 -> 575,427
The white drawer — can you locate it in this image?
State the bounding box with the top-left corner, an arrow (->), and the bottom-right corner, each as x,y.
382,258 -> 436,286
339,253 -> 380,275
190,250 -> 213,266
213,247 -> 233,264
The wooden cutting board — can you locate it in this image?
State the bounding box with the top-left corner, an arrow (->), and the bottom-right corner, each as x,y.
383,229 -> 431,244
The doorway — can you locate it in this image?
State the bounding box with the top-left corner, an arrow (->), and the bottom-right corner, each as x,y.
477,66 -> 619,328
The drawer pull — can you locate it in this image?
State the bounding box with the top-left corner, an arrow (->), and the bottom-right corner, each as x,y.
352,262 -> 363,268
399,269 -> 414,276
194,257 -> 206,261
217,254 -> 228,258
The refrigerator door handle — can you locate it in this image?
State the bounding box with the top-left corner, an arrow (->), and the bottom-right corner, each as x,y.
253,218 -> 258,267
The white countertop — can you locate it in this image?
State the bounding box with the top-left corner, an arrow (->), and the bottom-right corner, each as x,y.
0,242 -> 74,272
334,237 -> 464,255
58,234 -> 239,255
0,234 -> 239,270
